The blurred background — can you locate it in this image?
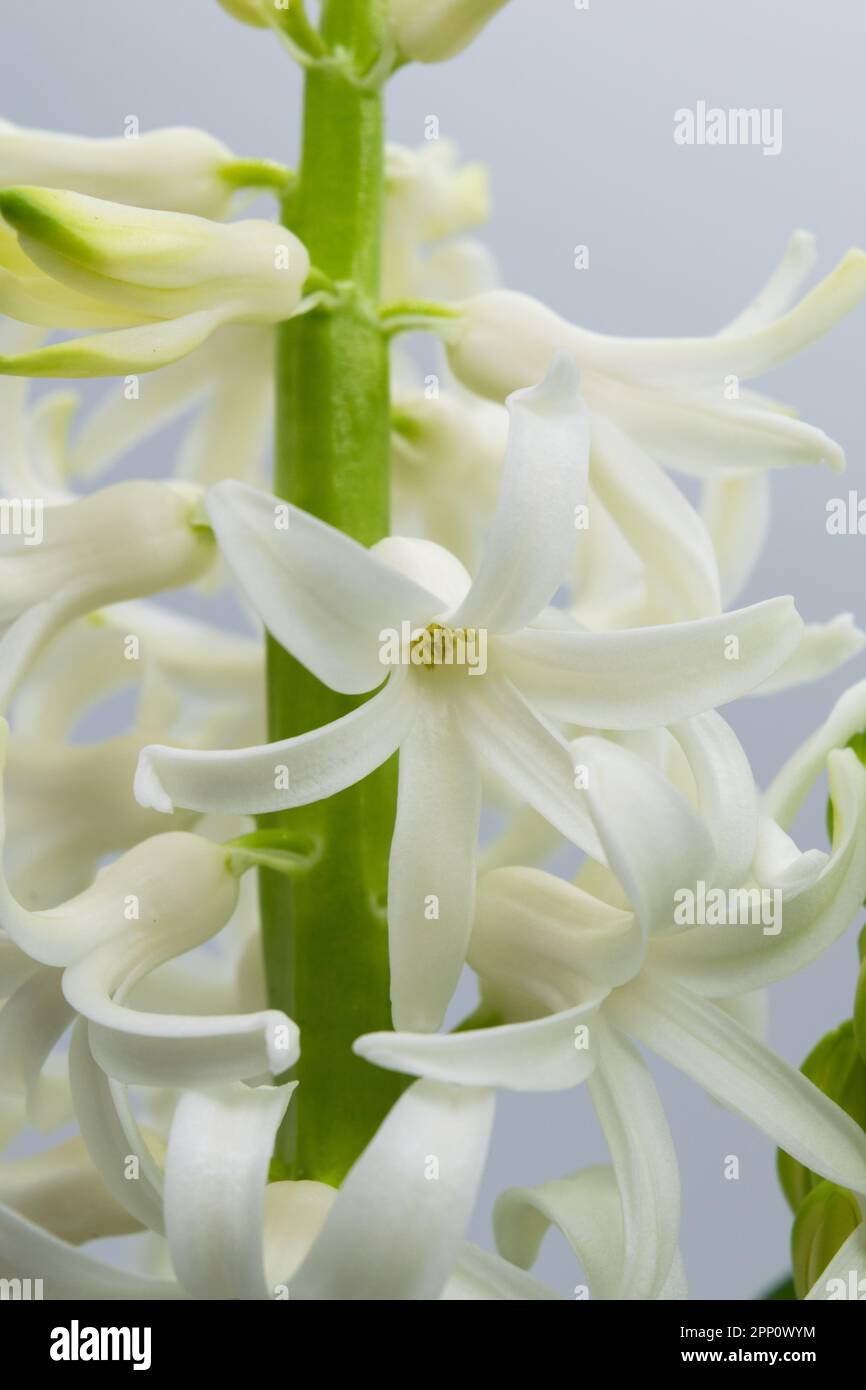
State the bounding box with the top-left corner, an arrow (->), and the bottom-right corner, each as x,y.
2,0 -> 865,1298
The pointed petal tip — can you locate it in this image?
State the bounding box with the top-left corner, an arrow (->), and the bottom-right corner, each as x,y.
507,350 -> 583,415
133,748 -> 175,814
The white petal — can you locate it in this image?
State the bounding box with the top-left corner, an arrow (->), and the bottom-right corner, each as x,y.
290,1080 -> 494,1300
750,615 -> 866,696
449,255 -> 866,397
0,726 -> 238,966
69,342 -> 218,479
0,307 -> 234,377
0,1205 -> 182,1299
207,480 -> 439,694
473,865 -> 639,991
764,679 -> 866,828
495,1165 -> 626,1299
61,877 -> 294,1087
135,670 -> 416,815
587,1019 -> 680,1299
456,675 -> 604,859
0,1133 -> 141,1244
669,711 -> 758,887
589,411 -> 721,621
701,471 -> 770,605
448,354 -> 588,633
612,973 -> 866,1194
389,689 -> 482,1031
576,735 -> 717,939
652,749 -> 866,995
0,967 -> 73,1129
0,481 -> 214,708
721,230 -> 817,335
572,249 -> 866,388
354,993 -> 605,1092
68,1020 -> 165,1233
500,597 -> 804,729
594,380 -> 845,478
165,1081 -> 294,1299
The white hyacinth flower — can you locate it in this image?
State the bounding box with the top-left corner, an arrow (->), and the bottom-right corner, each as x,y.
134,358 -> 805,1032
0,119 -> 251,219
0,480 -> 215,710
445,237 -> 866,622
354,730 -> 866,1298
0,186 -> 310,374
0,1072 -> 554,1300
56,140 -> 494,492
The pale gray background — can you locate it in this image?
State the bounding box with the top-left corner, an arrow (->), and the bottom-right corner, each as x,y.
3,0 -> 866,1299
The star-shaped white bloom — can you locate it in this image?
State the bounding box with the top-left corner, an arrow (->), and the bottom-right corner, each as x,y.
354,725 -> 866,1298
136,356 -> 804,1031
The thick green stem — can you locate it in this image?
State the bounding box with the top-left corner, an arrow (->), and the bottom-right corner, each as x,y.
260,0 -> 404,1186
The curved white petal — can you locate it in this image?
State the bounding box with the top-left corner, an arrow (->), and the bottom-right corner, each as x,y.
589,411 -> 721,621
355,992 -> 606,1092
576,735 -> 717,938
389,689 -> 482,1031
587,1019 -> 680,1299
669,711 -> 758,887
69,342 -> 217,479
751,615 -> 866,696
0,1205 -> 182,1300
68,1020 -> 165,1233
595,380 -> 845,479
165,1081 -> 294,1300
208,481 -> 439,694
494,1162 -> 687,1301
61,873 -> 294,1087
0,967 -> 73,1128
448,354 -> 588,633
456,675 -> 603,860
290,1080 -> 494,1300
0,481 -> 214,708
135,670 -> 416,815
652,749 -> 866,995
571,249 -> 866,388
701,471 -> 770,605
0,1134 -> 142,1244
721,230 -> 817,336
0,307 -> 234,377
764,679 -> 866,828
473,865 -> 639,991
500,597 -> 804,729
0,729 -> 238,968
612,973 -> 866,1194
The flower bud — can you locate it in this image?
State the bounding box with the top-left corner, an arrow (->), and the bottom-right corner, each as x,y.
390,0 -> 510,63
0,120 -> 238,219
791,1180 -> 860,1299
777,1021 -> 866,1211
0,188 -> 310,375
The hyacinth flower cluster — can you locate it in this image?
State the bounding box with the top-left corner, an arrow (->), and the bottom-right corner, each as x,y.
1,0 -> 866,1302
